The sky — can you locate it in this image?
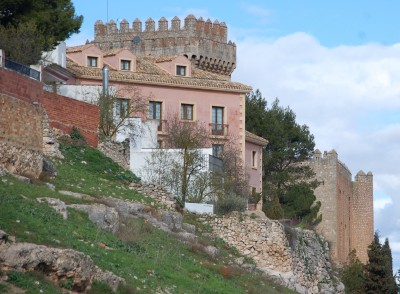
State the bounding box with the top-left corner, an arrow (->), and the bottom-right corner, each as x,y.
67,0 -> 400,273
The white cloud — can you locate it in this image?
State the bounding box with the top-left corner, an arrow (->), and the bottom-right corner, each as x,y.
240,3 -> 271,18
233,32 -> 400,271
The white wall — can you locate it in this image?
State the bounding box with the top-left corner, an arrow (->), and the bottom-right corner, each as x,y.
130,147 -> 213,183
185,203 -> 214,214
43,41 -> 66,68
116,119 -> 158,146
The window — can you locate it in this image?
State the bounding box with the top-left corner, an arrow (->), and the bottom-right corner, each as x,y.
181,104 -> 193,120
121,60 -> 131,70
212,144 -> 224,158
115,99 -> 129,117
87,56 -> 98,67
211,106 -> 224,135
176,65 -> 187,76
149,101 -> 162,131
252,151 -> 257,168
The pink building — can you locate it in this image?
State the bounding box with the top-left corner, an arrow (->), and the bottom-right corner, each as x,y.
45,16 -> 268,198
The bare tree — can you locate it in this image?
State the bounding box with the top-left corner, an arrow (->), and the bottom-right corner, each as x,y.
98,85 -> 149,140
163,116 -> 210,207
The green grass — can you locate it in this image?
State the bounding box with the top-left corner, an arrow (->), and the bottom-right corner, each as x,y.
6,271 -> 63,294
0,141 -> 296,294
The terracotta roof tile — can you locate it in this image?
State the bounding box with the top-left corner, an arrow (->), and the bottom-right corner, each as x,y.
103,48 -> 130,57
66,57 -> 252,92
66,44 -> 95,53
245,131 -> 268,146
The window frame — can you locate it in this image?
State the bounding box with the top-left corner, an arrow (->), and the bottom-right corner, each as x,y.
252,150 -> 257,168
211,106 -> 225,135
115,98 -> 130,118
120,59 -> 131,71
212,144 -> 224,158
176,65 -> 187,76
148,101 -> 163,131
180,103 -> 194,121
87,56 -> 98,67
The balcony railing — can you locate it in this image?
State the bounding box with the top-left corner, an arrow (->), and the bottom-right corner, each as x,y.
5,58 -> 40,81
209,123 -> 229,136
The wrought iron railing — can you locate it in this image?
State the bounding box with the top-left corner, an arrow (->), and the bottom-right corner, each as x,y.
209,123 -> 228,136
5,58 -> 40,81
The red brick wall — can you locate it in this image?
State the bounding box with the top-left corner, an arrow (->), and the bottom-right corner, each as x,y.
0,68 -> 42,104
0,67 -> 99,146
41,91 -> 99,147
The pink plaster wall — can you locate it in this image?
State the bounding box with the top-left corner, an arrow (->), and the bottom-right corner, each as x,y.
68,46 -> 103,67
103,49 -> 136,71
156,56 -> 191,76
245,140 -> 263,193
77,78 -> 245,159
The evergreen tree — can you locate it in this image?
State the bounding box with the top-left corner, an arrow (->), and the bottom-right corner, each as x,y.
365,232 -> 397,293
0,0 -> 82,64
246,90 -> 320,224
382,238 -> 398,293
341,250 -> 366,294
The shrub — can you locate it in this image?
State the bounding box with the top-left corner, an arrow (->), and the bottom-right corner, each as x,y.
214,194 -> 247,215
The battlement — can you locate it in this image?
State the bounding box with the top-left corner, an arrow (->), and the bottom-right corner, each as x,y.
93,15 -> 237,76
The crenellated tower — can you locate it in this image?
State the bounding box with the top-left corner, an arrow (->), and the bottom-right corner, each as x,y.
309,149 -> 374,265
351,171 -> 374,264
93,15 -> 236,76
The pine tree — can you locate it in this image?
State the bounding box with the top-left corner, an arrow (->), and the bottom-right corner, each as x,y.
245,90 -> 320,224
382,238 -> 398,293
341,250 -> 366,294
365,232 -> 397,294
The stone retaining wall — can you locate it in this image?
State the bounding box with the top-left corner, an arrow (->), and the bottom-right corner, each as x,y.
0,93 -> 43,177
202,212 -> 343,294
129,182 -> 176,210
98,141 -> 129,169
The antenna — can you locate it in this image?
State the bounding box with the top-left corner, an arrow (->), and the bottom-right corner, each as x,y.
106,0 -> 109,22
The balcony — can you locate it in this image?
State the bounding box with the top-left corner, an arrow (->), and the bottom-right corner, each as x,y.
209,123 -> 229,137
5,58 -> 40,81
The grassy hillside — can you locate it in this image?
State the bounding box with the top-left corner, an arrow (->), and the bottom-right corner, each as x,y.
0,139 -> 295,294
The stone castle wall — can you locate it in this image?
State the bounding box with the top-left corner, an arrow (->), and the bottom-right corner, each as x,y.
0,93 -> 43,177
309,149 -> 373,265
351,171 -> 374,264
93,15 -> 236,75
310,150 -> 340,262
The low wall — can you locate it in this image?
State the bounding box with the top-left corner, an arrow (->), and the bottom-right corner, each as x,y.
129,182 -> 176,210
0,94 -> 43,177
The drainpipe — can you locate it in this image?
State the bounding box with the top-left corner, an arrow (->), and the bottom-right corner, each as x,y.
102,65 -> 109,97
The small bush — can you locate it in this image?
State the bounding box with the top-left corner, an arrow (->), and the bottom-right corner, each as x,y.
70,126 -> 85,141
219,266 -> 234,279
214,194 -> 247,215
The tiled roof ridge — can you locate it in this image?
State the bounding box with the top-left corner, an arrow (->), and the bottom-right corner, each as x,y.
245,130 -> 269,146
66,60 -> 252,92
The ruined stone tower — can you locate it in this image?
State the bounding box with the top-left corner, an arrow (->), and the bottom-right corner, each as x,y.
309,149 -> 373,265
93,15 -> 236,76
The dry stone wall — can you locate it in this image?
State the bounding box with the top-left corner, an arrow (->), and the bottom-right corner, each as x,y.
0,93 -> 43,177
129,182 -> 176,210
202,212 -> 343,294
98,141 -> 129,170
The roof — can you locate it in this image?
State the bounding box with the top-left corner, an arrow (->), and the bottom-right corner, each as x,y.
245,131 -> 269,146
103,48 -> 131,57
66,44 -> 95,53
65,55 -> 252,93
